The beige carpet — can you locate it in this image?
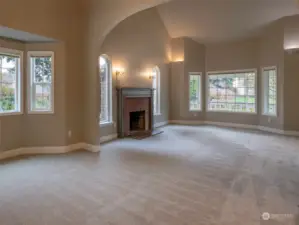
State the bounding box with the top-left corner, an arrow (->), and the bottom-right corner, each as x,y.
1,125 -> 299,225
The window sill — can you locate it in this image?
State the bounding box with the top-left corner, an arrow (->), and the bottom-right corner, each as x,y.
207,110 -> 257,115
154,113 -> 162,116
0,111 -> 23,116
189,110 -> 202,112
28,110 -> 54,115
100,121 -> 114,127
262,113 -> 277,117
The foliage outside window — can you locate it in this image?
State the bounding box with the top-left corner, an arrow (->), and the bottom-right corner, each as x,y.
207,70 -> 256,113
262,67 -> 277,116
189,73 -> 201,111
152,66 -> 160,115
99,55 -> 112,124
0,49 -> 21,114
28,52 -> 54,113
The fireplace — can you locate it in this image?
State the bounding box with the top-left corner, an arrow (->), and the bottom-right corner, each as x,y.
130,110 -> 145,131
117,88 -> 154,137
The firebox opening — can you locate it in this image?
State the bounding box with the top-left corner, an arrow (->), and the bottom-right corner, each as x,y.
130,110 -> 146,132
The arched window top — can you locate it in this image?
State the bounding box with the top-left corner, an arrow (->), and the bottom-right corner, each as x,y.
99,54 -> 112,124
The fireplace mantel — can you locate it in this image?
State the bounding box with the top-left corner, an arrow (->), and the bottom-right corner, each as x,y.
117,87 -> 154,138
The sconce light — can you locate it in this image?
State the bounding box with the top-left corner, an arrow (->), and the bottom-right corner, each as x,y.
285,47 -> 299,54
113,68 -> 125,87
172,57 -> 184,62
149,73 -> 155,80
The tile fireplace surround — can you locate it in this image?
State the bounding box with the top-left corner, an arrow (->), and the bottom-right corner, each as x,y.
117,88 -> 154,138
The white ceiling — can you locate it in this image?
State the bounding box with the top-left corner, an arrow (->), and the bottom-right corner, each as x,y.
157,0 -> 299,43
0,26 -> 56,43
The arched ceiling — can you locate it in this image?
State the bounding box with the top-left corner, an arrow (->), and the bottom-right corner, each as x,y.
157,0 -> 299,43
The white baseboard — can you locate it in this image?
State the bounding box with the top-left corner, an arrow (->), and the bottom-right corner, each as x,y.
169,120 -> 205,125
154,121 -> 169,128
169,120 -> 299,137
205,121 -> 257,130
100,133 -> 118,144
0,142 -> 100,161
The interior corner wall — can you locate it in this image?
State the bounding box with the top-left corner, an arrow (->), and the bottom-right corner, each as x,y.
99,8 -> 171,137
23,42 -> 67,147
182,38 -> 205,120
205,39 -> 260,125
282,16 -> 299,131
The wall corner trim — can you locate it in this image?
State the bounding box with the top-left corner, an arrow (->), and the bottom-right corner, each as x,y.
0,143 -> 101,161
100,133 -> 118,144
154,121 -> 169,128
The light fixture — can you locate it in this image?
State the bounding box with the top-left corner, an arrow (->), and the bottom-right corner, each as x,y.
285,47 -> 299,54
113,67 -> 125,87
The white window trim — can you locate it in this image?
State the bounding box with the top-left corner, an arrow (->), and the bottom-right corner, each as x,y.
206,68 -> 258,114
0,47 -> 23,116
99,54 -> 113,126
153,66 -> 161,116
27,51 -> 54,114
189,72 -> 202,112
261,66 -> 278,117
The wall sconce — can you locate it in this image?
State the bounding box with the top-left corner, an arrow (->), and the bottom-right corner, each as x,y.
113,68 -> 125,87
172,57 -> 184,62
148,72 -> 155,80
285,47 -> 299,54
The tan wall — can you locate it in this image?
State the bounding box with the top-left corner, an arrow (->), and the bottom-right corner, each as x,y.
0,39 -> 25,151
284,52 -> 299,131
205,39 -> 259,125
99,8 -> 171,137
23,43 -> 67,147
0,0 -> 85,151
169,38 -> 206,121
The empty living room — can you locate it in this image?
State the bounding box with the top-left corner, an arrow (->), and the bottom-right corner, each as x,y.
1,0 -> 299,224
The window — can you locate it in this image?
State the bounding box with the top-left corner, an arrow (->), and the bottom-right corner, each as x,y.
152,66 -> 160,115
28,51 -> 54,113
0,48 -> 22,115
189,72 -> 201,111
99,55 -> 112,124
262,67 -> 277,116
207,70 -> 256,113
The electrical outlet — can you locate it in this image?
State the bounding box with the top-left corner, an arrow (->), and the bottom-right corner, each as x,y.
268,117 -> 272,123
193,113 -> 197,117
113,122 -> 116,128
68,130 -> 72,138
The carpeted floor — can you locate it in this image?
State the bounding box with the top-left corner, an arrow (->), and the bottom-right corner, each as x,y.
1,125 -> 299,225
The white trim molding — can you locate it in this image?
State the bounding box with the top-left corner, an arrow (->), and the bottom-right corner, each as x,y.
169,120 -> 205,125
0,143 -> 101,161
154,121 -> 169,128
169,120 -> 299,137
100,133 -> 118,143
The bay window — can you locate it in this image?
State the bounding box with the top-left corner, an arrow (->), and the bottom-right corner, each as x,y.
207,70 -> 257,113
28,51 -> 54,113
0,48 -> 22,115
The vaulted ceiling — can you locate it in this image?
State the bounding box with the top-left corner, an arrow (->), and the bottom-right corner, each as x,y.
157,0 -> 299,43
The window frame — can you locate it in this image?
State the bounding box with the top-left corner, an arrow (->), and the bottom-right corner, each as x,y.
189,72 -> 202,112
206,68 -> 258,114
152,66 -> 161,115
0,47 -> 23,116
261,66 -> 278,117
27,51 -> 55,114
99,54 -> 113,126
